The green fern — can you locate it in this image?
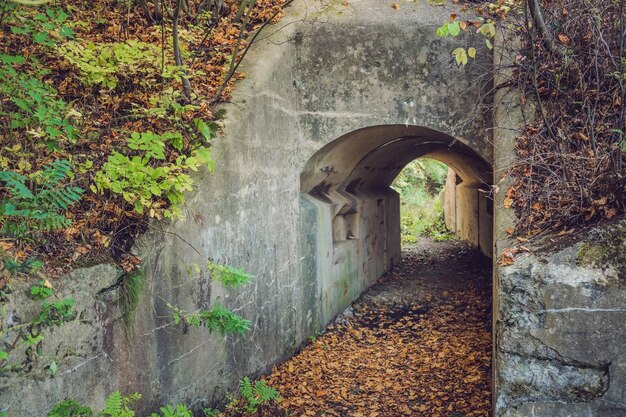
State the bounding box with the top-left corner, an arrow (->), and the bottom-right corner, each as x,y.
171,304 -> 251,336
239,377 -> 281,414
98,391 -> 122,417
148,404 -> 193,417
0,159 -> 83,237
240,377 -> 253,401
97,391 -> 140,417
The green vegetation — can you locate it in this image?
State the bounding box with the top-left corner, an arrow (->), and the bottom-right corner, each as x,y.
206,259 -> 254,289
58,40 -> 172,90
92,130 -> 213,219
119,271 -> 146,332
170,303 -> 251,335
227,377 -> 282,415
0,159 -> 84,238
46,391 -> 193,417
0,0 -> 262,268
391,159 -> 454,244
46,377 -> 281,417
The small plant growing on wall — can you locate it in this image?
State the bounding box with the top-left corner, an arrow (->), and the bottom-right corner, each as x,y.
166,258 -> 254,335
0,257 -> 77,379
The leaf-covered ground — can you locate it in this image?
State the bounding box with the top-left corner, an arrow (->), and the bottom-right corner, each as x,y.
233,239 -> 492,417
0,0 -> 288,276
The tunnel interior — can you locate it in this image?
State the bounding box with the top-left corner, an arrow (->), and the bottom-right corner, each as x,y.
300,125 -> 493,325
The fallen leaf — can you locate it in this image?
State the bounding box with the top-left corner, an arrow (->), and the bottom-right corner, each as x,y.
606,208 -> 617,219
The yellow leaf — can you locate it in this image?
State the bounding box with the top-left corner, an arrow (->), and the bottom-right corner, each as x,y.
503,196 -> 514,209
468,47 -> 476,58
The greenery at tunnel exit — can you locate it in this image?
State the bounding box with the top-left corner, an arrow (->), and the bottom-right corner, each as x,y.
391,158 -> 454,244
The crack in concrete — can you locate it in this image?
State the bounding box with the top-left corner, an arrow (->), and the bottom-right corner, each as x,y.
62,352 -> 110,375
163,342 -> 208,369
270,104 -> 374,119
542,307 -> 626,313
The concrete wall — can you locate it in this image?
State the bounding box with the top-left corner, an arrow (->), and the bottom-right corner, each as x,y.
495,222 -> 626,417
0,1 -> 495,415
441,168 -> 493,257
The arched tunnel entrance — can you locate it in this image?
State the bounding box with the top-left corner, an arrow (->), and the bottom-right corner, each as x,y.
297,124 -> 494,412
299,124 -> 493,332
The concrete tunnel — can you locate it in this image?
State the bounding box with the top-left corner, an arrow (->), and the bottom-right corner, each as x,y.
299,125 -> 493,324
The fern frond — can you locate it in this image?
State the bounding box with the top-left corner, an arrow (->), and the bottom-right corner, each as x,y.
0,171 -> 34,199
41,159 -> 72,186
240,377 -> 253,399
0,159 -> 83,237
253,380 -> 279,402
98,391 -> 122,417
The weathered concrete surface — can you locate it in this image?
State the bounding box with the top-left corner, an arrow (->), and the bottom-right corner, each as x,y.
495,221 -> 626,416
0,265 -> 123,415
1,0 -> 494,415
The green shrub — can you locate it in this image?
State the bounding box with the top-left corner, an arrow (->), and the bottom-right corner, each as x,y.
57,40 -> 183,90
92,131 -> 213,219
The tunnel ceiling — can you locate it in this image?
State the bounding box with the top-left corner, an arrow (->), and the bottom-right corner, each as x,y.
301,125 -> 493,196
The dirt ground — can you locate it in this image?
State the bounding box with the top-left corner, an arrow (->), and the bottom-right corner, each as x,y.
230,239 -> 493,417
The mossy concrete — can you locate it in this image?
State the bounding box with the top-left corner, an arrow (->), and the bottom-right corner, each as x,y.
495,220 -> 626,416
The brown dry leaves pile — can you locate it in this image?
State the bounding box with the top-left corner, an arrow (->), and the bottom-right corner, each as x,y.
265,289 -> 491,416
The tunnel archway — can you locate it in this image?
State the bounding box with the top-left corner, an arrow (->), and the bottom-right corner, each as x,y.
299,124 -> 493,325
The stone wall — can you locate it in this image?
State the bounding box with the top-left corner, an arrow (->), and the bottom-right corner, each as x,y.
495,222 -> 626,417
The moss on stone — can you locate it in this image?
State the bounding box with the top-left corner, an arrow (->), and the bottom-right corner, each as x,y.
576,221 -> 626,280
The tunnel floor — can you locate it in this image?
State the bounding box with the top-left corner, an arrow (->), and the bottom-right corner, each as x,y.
257,239 -> 493,417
